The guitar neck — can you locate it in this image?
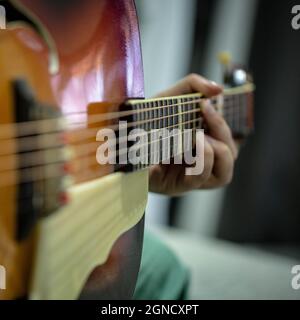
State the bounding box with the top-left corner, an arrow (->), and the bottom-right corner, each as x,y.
128,83 -> 254,138
118,83 -> 254,172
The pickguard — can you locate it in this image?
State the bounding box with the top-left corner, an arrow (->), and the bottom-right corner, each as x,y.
30,169 -> 148,300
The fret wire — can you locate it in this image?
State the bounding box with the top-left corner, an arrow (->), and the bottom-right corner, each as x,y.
125,130 -> 198,168
192,97 -> 196,144
156,101 -> 166,129
156,101 -> 163,129
159,101 -> 165,161
170,100 -> 174,158
0,90 -> 252,140
189,98 -> 192,129
157,102 -> 159,130
138,97 -> 239,126
130,94 -> 248,135
186,98 -> 189,129
237,94 -> 241,134
233,94 -> 237,134
189,98 -> 193,130
158,101 -> 168,129
170,100 -> 174,127
184,98 -> 188,130
151,102 -> 157,132
173,99 -> 178,158
243,94 -> 247,133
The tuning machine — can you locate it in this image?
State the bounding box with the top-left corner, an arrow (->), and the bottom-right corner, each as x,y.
218,52 -> 253,88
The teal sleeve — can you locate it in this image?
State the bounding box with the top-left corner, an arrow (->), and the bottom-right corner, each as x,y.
134,231 -> 190,300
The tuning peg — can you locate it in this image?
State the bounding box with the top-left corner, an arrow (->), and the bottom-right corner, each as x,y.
218,52 -> 250,88
218,51 -> 232,67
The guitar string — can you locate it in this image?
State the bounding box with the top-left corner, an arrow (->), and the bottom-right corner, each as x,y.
0,127 -> 210,190
0,119 -> 199,173
0,98 -> 247,152
0,98 -> 248,153
0,99 -> 246,162
0,91 -> 251,139
0,107 -> 204,151
0,125 -> 199,174
0,96 -> 237,139
0,103 -> 249,173
0,96 -> 248,172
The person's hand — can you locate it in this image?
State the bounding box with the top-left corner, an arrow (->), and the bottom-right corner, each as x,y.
149,74 -> 238,196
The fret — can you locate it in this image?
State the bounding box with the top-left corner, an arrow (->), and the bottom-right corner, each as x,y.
243,93 -> 249,136
192,97 -> 197,146
172,99 -> 176,127
172,99 -> 176,129
222,92 -> 251,138
178,98 -> 183,129
242,94 -> 248,132
179,98 -> 184,155
135,103 -> 140,128
156,100 -> 165,129
166,100 -> 170,129
147,103 -> 151,132
188,98 -> 191,130
136,103 -> 141,171
168,99 -> 173,127
188,98 -> 193,129
148,102 -> 151,129
154,101 -> 163,129
163,100 -> 167,129
188,97 -> 193,130
182,98 -> 186,130
236,94 -> 241,135
145,103 -> 149,131
150,102 -> 155,165
140,103 -> 145,130
151,102 -> 155,131
158,101 -> 163,129
232,95 -> 237,134
151,102 -> 160,129
160,100 -> 168,129
181,98 -> 185,129
123,84 -> 254,172
224,95 -> 234,131
169,99 -> 174,157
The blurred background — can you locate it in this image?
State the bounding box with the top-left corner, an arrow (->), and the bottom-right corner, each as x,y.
135,0 -> 300,299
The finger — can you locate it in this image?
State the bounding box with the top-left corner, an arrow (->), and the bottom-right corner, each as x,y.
156,74 -> 223,98
206,136 -> 234,186
183,138 -> 214,189
202,101 -> 238,160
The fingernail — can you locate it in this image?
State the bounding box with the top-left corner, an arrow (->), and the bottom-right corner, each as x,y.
208,81 -> 221,89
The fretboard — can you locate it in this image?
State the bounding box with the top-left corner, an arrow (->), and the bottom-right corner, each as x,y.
121,83 -> 254,171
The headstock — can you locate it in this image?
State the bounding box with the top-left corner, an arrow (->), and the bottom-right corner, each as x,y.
218,52 -> 255,139
218,51 -> 253,88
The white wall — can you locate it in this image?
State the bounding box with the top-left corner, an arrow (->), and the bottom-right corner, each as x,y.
136,0 -> 197,225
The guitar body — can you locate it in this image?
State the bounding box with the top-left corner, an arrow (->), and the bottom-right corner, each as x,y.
0,0 -> 254,300
1,0 -> 146,299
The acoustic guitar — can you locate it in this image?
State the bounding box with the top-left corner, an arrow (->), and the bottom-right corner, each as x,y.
0,0 -> 254,300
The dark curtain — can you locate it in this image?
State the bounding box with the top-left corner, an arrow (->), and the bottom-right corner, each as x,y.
217,0 -> 300,245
